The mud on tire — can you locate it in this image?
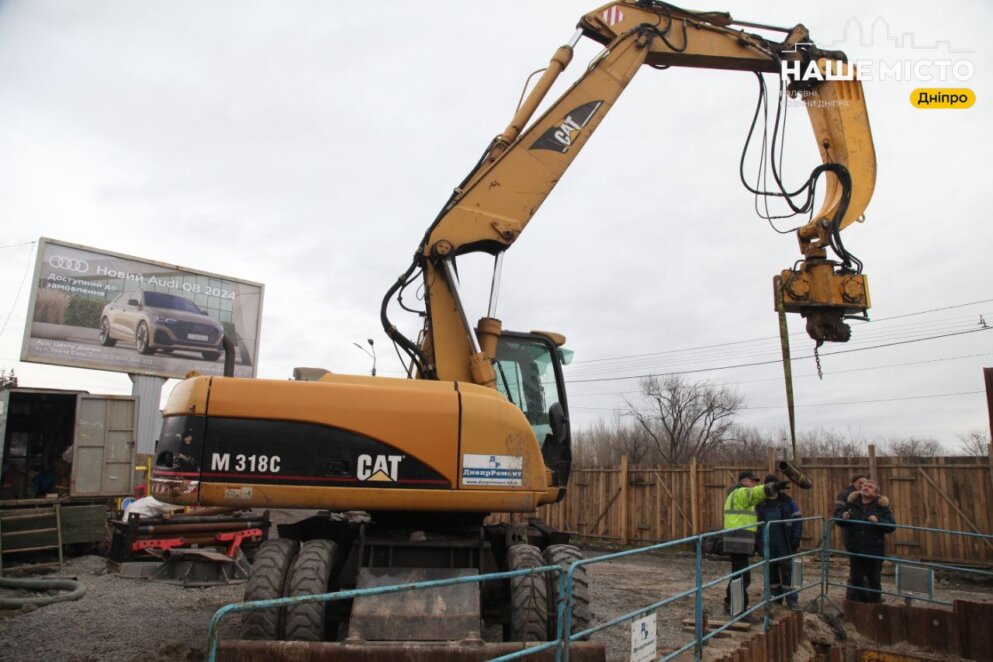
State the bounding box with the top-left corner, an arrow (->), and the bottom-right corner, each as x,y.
542,544 -> 591,639
507,543 -> 548,642
284,540 -> 339,642
241,539 -> 299,640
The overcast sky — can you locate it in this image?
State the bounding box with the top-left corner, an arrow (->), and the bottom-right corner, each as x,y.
0,1 -> 990,451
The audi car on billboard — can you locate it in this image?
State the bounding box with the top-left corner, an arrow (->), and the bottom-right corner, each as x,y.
100,291 -> 225,360
21,238 -> 264,379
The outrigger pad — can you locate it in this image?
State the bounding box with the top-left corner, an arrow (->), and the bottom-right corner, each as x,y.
149,548 -> 251,587
348,568 -> 480,642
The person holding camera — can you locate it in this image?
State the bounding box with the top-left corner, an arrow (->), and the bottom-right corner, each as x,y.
833,480 -> 895,603
723,470 -> 789,618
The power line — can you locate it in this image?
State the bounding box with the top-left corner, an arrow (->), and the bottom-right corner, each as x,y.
566,351 -> 993,399
566,326 -> 992,384
744,390 -> 984,410
0,240 -> 37,250
571,389 -> 984,412
0,245 -> 35,339
567,311 -> 991,377
570,298 -> 993,366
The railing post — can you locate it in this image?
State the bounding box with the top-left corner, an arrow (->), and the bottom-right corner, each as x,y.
558,566 -> 569,662
762,522 -> 771,631
820,518 -> 830,611
620,454 -> 629,545
689,456 -> 700,535
694,535 -> 704,661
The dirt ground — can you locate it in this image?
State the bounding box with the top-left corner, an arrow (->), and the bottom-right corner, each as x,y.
0,542 -> 990,661
582,546 -> 993,661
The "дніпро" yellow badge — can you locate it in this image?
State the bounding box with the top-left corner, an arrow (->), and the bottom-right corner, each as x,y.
911,88 -> 976,109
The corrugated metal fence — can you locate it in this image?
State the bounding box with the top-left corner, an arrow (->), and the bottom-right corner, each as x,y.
501,448 -> 993,566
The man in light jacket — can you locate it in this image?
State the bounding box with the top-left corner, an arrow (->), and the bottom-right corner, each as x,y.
723,470 -> 787,616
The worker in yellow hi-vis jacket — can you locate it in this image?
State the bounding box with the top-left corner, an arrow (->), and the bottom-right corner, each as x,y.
723,470 -> 789,618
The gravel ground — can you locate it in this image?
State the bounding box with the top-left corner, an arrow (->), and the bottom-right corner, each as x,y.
0,555 -> 243,661
0,544 -> 990,661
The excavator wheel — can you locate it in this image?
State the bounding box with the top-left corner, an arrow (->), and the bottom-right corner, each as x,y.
542,544 -> 592,640
506,543 -> 548,642
241,538 -> 300,640
284,540 -> 339,642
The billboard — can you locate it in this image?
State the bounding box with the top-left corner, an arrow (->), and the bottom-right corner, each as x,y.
21,238 -> 264,380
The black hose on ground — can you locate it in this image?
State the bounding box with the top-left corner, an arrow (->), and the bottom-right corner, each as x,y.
0,576 -> 87,610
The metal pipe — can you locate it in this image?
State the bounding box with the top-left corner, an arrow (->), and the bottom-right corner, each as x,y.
762,523 -> 771,632
166,507 -> 241,519
693,536 -> 704,660
487,253 -> 504,318
222,335 -> 235,377
128,514 -> 257,526
138,521 -> 264,535
774,276 -> 798,457
440,259 -> 483,355
730,19 -> 792,33
779,460 -> 814,489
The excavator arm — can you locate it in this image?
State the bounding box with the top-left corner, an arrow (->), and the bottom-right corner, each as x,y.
382,0 -> 876,386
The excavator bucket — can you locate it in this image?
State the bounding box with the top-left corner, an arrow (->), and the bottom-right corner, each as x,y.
348,568 -> 481,641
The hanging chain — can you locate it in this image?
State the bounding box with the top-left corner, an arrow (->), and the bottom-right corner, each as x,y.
814,341 -> 824,379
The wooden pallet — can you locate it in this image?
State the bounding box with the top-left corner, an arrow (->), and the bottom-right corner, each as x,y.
0,501 -> 63,575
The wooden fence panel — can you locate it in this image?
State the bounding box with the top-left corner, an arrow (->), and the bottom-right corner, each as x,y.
507,454 -> 993,566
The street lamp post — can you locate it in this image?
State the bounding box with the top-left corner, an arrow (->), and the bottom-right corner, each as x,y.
353,338 -> 376,376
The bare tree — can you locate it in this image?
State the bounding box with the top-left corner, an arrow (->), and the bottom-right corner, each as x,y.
0,369 -> 17,391
958,429 -> 990,457
794,427 -> 864,458
882,436 -> 943,457
625,375 -> 743,464
705,425 -> 779,465
573,416 -> 656,467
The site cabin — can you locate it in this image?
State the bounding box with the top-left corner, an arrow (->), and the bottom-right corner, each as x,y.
0,387 -> 138,572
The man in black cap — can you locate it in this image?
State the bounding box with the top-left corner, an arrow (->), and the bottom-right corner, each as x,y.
723,470 -> 787,618
755,474 -> 803,610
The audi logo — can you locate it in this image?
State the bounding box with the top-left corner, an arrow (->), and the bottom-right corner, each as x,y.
48,255 -> 90,273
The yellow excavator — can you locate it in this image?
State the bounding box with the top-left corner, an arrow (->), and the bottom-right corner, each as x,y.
152,1 -> 875,657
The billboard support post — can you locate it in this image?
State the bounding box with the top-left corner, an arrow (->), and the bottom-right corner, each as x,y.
130,374 -> 165,456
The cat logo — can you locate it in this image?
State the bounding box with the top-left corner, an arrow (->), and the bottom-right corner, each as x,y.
530,100 -> 604,154
357,454 -> 403,482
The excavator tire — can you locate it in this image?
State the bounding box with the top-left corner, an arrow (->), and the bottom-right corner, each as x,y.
542,544 -> 592,639
507,543 -> 548,642
284,540 -> 339,642
241,538 -> 300,640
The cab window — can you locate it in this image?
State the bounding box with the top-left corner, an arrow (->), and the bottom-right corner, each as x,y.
493,336 -> 563,446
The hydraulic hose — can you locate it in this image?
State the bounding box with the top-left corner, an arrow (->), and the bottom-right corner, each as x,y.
0,575 -> 87,609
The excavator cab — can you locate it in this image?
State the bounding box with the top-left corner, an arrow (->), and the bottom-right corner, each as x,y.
493,332 -> 568,447
494,330 -> 573,497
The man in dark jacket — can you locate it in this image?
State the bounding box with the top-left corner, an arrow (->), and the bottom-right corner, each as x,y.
833,473 -> 868,601
833,480 -> 895,603
755,474 -> 802,609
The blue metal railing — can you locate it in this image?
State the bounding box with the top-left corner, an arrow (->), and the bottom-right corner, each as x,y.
206,516 -> 991,661
205,563 -> 568,662
825,518 -> 993,607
